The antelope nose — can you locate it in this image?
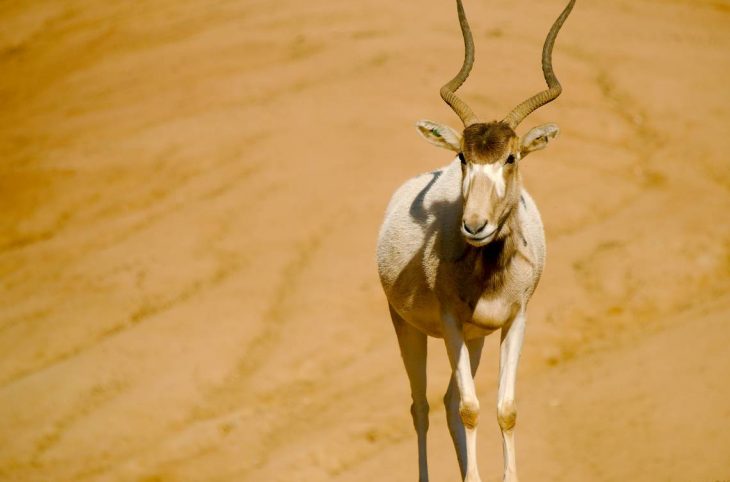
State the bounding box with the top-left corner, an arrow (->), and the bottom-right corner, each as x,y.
463,219 -> 488,235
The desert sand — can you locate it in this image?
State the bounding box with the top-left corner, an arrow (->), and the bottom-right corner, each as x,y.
1,0 -> 729,480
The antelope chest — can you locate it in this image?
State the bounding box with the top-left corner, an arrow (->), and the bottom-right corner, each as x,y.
470,294 -> 520,330
466,252 -> 535,331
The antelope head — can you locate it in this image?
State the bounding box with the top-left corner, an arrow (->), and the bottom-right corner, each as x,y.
416,0 -> 574,247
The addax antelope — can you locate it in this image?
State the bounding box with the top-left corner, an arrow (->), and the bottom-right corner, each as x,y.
376,0 -> 575,480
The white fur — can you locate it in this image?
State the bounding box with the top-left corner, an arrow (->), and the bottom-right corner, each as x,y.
476,163 -> 505,198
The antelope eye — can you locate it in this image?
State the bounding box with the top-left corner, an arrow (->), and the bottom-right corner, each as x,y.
505,154 -> 515,165
458,152 -> 466,164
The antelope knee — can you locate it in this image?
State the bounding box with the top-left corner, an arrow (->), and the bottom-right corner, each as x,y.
497,399 -> 517,431
459,398 -> 480,429
410,400 -> 430,430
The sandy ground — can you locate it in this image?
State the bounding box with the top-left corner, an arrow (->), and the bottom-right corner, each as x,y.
1,0 -> 729,480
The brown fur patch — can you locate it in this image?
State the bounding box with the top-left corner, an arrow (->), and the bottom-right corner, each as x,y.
459,400 -> 480,429
462,122 -> 516,164
497,399 -> 517,431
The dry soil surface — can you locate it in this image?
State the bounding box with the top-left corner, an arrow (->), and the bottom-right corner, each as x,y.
1,0 -> 729,481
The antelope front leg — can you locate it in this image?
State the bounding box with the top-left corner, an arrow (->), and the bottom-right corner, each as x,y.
497,311 -> 526,482
443,312 -> 481,482
444,337 -> 484,479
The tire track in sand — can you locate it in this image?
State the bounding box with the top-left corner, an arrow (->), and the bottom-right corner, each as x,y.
67,225 -> 330,481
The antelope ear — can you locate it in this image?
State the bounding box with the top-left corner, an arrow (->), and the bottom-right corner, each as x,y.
520,123 -> 559,157
416,120 -> 462,152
